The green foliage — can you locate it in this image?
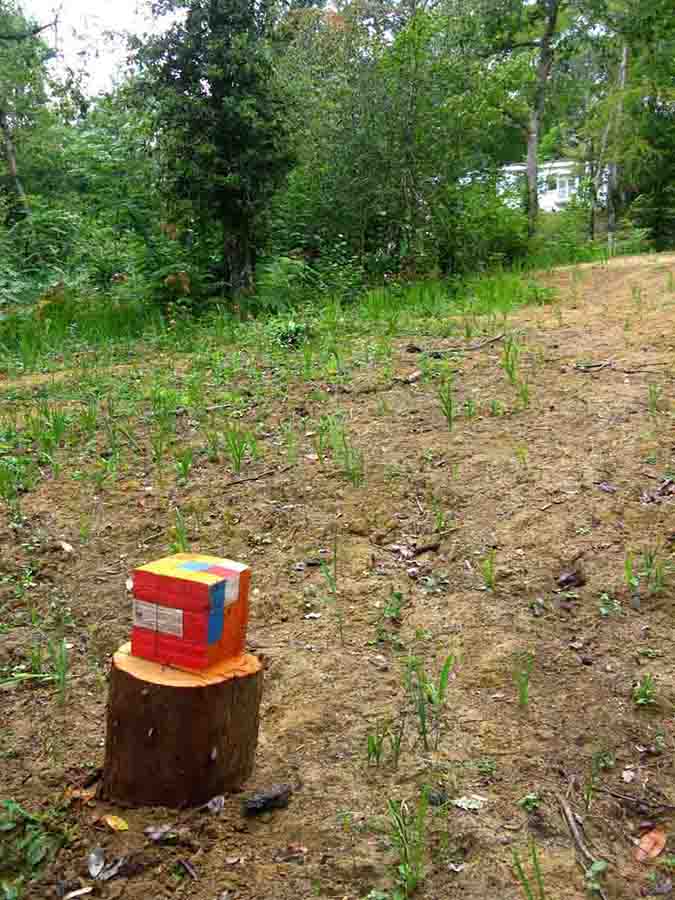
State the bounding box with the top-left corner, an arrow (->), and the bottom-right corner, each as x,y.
437,377 -> 455,431
518,793 -> 541,814
0,799 -> 71,898
223,425 -> 256,475
169,508 -> 190,553
433,179 -> 530,275
266,313 -> 312,347
387,790 -> 429,898
514,652 -> 535,709
404,655 -> 454,751
481,549 -> 497,590
513,840 -> 547,900
134,0 -> 293,295
0,638 -> 68,700
256,256 -> 318,310
325,416 -> 365,486
367,723 -> 387,767
633,674 -> 657,707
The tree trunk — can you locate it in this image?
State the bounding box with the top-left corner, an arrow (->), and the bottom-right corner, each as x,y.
606,43 -> 629,251
525,110 -> 540,238
526,0 -> 560,238
223,222 -> 253,296
101,643 -> 263,808
0,108 -> 30,218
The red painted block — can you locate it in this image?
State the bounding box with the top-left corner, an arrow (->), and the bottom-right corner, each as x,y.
131,626 -> 157,660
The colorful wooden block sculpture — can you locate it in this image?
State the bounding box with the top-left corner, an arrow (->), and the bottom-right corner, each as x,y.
130,553 -> 251,670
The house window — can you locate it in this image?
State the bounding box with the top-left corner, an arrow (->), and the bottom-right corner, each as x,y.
557,176 -> 575,201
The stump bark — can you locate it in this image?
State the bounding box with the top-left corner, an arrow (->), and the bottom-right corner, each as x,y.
101,643 -> 263,807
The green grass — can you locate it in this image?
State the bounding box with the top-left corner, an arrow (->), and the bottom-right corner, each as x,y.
0,638 -> 68,704
481,549 -> 497,590
0,265 -> 592,517
513,840 -> 548,900
0,268 -> 554,377
514,652 -> 535,709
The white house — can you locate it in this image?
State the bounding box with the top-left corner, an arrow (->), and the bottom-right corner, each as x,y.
499,160 -> 585,212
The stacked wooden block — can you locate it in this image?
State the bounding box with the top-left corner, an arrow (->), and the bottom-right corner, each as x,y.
130,553 -> 251,670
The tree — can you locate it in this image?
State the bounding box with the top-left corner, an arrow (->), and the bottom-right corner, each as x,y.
272,1 -> 524,276
133,0 -> 294,295
451,0 -> 611,236
0,0 -> 54,219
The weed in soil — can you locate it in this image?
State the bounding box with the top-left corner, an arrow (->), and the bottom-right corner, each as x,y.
514,651 -> 535,709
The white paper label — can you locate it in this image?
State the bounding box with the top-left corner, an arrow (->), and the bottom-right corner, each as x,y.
157,606 -> 183,637
133,599 -> 157,630
133,600 -> 183,637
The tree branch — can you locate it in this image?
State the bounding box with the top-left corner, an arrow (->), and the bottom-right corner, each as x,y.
0,19 -> 56,41
477,39 -> 542,59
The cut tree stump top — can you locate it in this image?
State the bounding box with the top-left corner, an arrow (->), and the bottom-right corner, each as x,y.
113,641 -> 262,688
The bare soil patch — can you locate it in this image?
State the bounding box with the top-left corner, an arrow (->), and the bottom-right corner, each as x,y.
1,254 -> 674,900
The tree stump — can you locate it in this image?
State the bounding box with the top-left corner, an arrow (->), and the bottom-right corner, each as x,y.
101,643 -> 263,808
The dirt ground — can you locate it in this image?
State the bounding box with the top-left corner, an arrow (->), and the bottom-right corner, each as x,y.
1,253 -> 675,900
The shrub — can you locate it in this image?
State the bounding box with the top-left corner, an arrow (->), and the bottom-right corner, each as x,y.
433,179 -> 530,275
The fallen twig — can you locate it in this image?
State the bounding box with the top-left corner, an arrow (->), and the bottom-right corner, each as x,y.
222,465 -> 292,490
596,787 -> 675,813
556,792 -> 609,900
430,333 -> 505,356
465,333 -> 506,351
572,361 -> 671,376
413,540 -> 441,557
175,403 -> 230,416
574,361 -> 611,372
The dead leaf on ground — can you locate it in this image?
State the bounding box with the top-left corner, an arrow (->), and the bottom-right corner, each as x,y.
102,814 -> 129,832
206,794 -> 226,814
65,786 -> 96,804
453,794 -> 488,811
642,876 -> 673,896
177,858 -> 198,879
556,568 -> 586,589
242,783 -> 293,816
635,828 -> 667,863
144,823 -> 178,843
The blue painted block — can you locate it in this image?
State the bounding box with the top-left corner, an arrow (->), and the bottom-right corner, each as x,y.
208,604 -> 224,644
179,561 -> 212,572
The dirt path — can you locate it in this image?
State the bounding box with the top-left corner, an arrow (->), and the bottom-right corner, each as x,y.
1,253 -> 674,900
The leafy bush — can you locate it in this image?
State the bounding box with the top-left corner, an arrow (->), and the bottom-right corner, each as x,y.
626,191 -> 670,249
255,244 -> 365,311
312,240 -> 365,303
10,197 -> 83,269
528,200 -> 596,267
265,315 -> 312,347
433,180 -> 530,275
255,255 -> 319,310
0,799 -> 71,898
610,217 -> 652,255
